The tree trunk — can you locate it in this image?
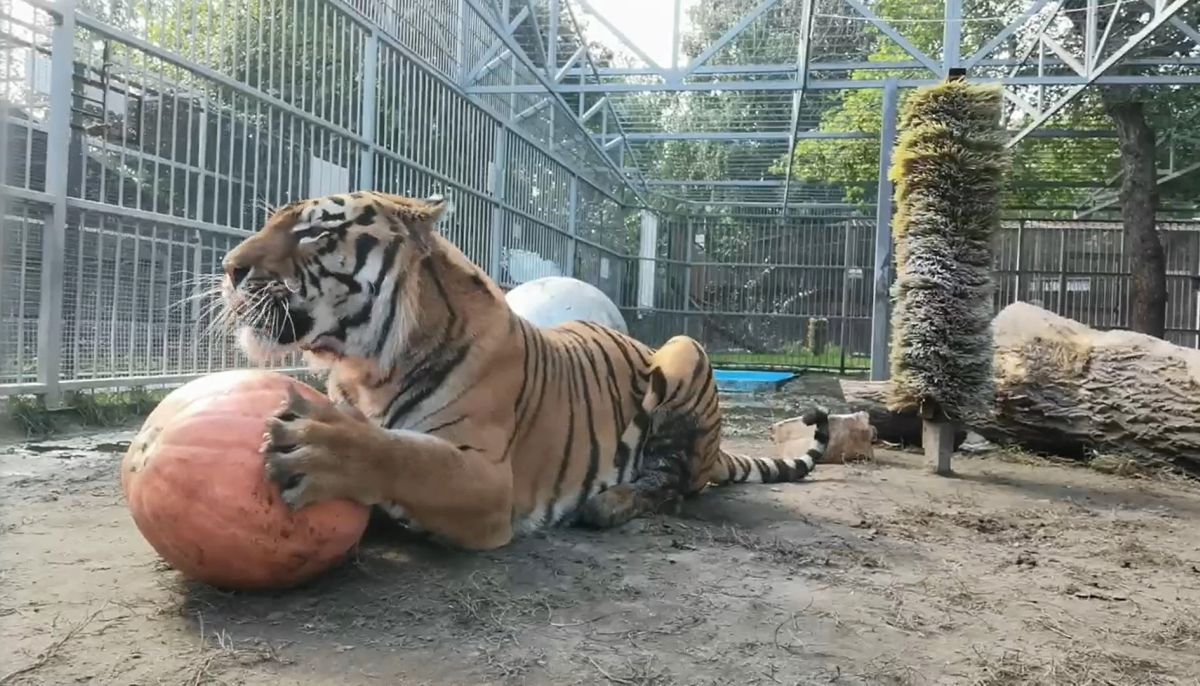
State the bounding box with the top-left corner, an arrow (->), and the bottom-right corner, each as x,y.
1106,100 -> 1167,339
838,379 -> 968,450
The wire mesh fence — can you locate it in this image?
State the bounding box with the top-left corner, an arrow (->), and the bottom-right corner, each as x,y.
630,216 -> 1200,371
0,0 -> 633,399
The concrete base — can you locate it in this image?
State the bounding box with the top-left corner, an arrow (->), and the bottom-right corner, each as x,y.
923,419 -> 957,475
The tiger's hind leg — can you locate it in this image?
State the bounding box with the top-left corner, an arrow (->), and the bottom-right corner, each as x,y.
575,451 -> 687,529
575,335 -> 715,530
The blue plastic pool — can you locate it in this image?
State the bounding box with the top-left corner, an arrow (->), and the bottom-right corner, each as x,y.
712,369 -> 796,393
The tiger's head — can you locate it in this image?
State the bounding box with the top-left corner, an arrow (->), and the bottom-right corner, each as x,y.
220,191 -> 449,366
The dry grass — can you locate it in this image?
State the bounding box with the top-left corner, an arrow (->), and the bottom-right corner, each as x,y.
1140,606 -> 1200,650
0,603 -> 123,685
674,523 -> 886,571
184,622 -> 292,686
970,645 -> 1173,686
440,570 -> 567,640
583,655 -> 674,686
1104,535 -> 1184,569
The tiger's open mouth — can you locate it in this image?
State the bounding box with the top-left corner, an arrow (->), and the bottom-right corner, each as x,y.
223,281 -> 315,350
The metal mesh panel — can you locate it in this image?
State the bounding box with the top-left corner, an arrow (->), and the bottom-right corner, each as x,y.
994,220 -> 1200,348
0,201 -> 44,384
639,210 -> 876,371
1,0 -> 52,194
0,0 -> 639,397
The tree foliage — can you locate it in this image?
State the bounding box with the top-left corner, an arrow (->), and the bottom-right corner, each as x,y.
774,0 -> 1200,213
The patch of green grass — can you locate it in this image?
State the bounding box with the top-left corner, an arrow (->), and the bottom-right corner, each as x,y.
1,387 -> 175,439
710,344 -> 870,371
2,368 -> 332,440
68,388 -> 174,427
5,395 -> 55,438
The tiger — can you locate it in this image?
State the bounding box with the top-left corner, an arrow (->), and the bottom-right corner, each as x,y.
219,191 -> 830,550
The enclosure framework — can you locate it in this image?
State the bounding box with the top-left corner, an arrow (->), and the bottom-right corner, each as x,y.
1,0 -> 1199,401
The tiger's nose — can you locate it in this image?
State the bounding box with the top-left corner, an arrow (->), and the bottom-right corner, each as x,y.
225,263 -> 250,288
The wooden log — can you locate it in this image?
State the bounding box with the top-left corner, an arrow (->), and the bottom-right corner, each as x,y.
838,379 -> 969,450
977,302 -> 1200,472
806,318 -> 829,356
770,411 -> 875,465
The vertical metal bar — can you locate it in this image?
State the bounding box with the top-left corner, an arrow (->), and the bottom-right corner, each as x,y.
839,221 -> 853,375
780,0 -> 814,215
671,0 -> 682,71
360,31 -> 379,189
548,0 -> 559,79
566,174 -> 578,276
1085,0 -> 1099,74
191,231 -> 203,372
489,128 -> 508,281
1193,229 -> 1200,347
683,215 -> 694,336
1013,220 -> 1024,302
1058,226 -> 1069,314
37,0 -> 77,407
162,229 -> 175,374
869,79 -> 899,381
943,0 -> 962,75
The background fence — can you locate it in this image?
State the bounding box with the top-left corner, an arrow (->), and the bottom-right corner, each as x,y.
628,216 -> 1200,372
3,0 -> 1200,401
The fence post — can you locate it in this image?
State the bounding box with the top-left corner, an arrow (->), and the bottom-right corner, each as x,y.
359,31 -> 378,190
869,78 -> 899,381
1013,220 -> 1024,302
455,0 -> 469,83
839,220 -> 854,375
683,215 -> 694,336
488,129 -> 508,282
37,0 -> 77,408
566,174 -> 578,277
637,210 -> 658,313
1057,225 -> 1069,314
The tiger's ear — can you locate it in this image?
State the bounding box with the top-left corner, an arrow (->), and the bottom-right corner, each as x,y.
378,193 -> 445,253
415,194 -> 447,225
378,194 -> 445,231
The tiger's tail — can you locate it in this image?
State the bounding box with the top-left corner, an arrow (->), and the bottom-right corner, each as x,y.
713,408 -> 829,484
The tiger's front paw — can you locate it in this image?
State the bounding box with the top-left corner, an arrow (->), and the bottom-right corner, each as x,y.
261,385 -> 374,510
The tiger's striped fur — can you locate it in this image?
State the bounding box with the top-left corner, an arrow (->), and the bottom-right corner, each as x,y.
220,191 -> 827,549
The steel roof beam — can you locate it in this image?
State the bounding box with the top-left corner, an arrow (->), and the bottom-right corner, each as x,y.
1006,0 -> 1193,148
679,0 -> 781,79
458,0 -> 651,199
780,0 -> 816,213
555,55 -> 1200,78
844,0 -> 942,74
469,72 -> 1200,94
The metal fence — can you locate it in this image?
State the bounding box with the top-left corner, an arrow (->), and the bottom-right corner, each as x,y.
993,219 -> 1200,349
3,0 -> 1200,401
631,216 -> 1200,371
0,0 -> 633,401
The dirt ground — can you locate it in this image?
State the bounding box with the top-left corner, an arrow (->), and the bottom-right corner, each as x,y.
3,393 -> 1200,685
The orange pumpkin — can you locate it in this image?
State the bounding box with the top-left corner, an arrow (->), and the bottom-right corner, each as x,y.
121,370 -> 370,591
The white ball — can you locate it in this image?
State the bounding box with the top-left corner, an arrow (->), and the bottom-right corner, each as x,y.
505,276 -> 628,334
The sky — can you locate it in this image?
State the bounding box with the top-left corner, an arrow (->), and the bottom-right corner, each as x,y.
576,0 -> 700,68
